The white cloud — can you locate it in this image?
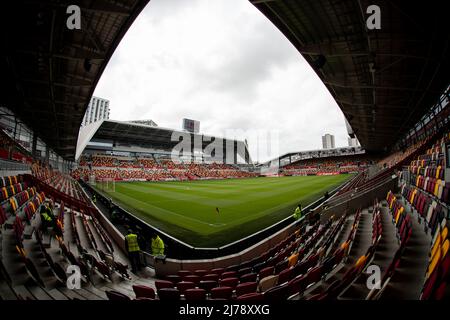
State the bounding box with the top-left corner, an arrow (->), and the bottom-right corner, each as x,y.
94,0 -> 348,162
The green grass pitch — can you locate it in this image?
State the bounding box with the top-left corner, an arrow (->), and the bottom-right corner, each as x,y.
95,175 -> 352,247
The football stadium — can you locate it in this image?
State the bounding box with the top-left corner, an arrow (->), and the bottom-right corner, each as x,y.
0,0 -> 449,311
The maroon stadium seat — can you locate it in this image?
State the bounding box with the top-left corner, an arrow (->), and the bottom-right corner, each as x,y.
263,283 -> 290,301
166,275 -> 182,283
304,266 -> 323,290
184,288 -> 206,301
211,286 -> 233,300
210,268 -> 225,275
158,288 -> 181,301
202,273 -> 219,282
221,271 -> 237,279
184,274 -> 201,284
287,274 -> 308,296
194,269 -> 208,277
155,280 -> 174,290
220,277 -> 239,289
236,282 -> 258,297
177,281 -> 196,293
259,266 -> 274,279
132,285 -> 155,299
238,267 -> 252,277
106,290 -> 130,301
240,272 -> 257,283
277,267 -> 294,284
177,270 -> 192,278
198,280 -> 217,293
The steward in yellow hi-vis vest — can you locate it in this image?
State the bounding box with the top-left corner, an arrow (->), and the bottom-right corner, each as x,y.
126,233 -> 140,252
125,230 -> 141,274
151,234 -> 165,256
293,204 -> 302,220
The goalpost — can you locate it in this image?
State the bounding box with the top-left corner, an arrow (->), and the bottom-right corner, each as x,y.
98,177 -> 116,192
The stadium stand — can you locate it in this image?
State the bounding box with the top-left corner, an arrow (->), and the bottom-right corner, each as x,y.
1,98 -> 449,302
72,155 -> 257,182
0,0 -> 449,305
282,155 -> 370,176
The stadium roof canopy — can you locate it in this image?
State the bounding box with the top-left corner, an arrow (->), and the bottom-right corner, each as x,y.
76,119 -> 252,163
1,0 -> 150,160
251,0 -> 450,152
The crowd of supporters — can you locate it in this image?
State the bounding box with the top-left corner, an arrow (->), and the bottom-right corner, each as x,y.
72,155 -> 257,182
138,158 -> 164,169
281,155 -> 370,176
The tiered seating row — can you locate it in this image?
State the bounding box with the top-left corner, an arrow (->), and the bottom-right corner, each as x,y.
106,212 -> 363,301
46,174 -> 89,204
72,157 -> 257,182
421,218 -> 450,299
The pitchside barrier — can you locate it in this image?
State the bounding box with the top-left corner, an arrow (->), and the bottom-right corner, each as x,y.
79,178 -> 345,261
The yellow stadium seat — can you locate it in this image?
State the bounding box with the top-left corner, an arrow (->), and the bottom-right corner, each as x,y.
427,247 -> 441,278
288,253 -> 299,267
355,255 -> 367,271
442,239 -> 449,259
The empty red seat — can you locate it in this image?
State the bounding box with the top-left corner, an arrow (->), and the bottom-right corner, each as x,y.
275,260 -> 289,274
158,288 -> 180,301
198,280 -> 217,293
287,274 -> 308,296
277,267 -> 293,284
202,273 -> 219,282
220,277 -> 239,288
263,283 -> 289,301
221,271 -> 237,279
177,270 -> 192,277
236,282 -> 257,297
225,264 -> 239,272
166,275 -> 181,283
132,285 -> 155,299
259,266 -> 274,279
106,290 -> 130,301
184,288 -> 206,301
304,266 -> 323,290
155,280 -> 174,290
184,274 -> 201,284
177,281 -> 196,293
210,268 -> 224,275
240,272 -> 257,283
238,267 -> 252,277
211,286 -> 233,300
194,269 -> 208,277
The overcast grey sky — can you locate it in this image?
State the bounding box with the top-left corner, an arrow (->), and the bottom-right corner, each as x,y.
94,0 -> 349,163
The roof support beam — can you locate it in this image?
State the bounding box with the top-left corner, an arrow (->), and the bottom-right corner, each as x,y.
324,81 -> 439,93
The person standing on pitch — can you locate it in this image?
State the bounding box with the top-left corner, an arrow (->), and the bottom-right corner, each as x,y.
125,229 -> 141,274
